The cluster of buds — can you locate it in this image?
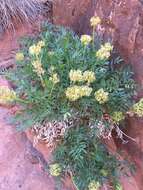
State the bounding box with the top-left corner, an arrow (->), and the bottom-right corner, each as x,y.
29,40 -> 45,56
65,85 -> 92,101
0,86 -> 16,105
95,88 -> 109,104
69,69 -> 96,84
88,180 -> 100,190
49,163 -> 62,176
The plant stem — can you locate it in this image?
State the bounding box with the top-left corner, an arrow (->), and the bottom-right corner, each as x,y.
15,97 -> 30,104
71,176 -> 80,190
92,26 -> 95,48
50,83 -> 55,97
40,75 -> 45,88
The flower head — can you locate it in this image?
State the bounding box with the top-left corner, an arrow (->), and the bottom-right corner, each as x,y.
100,169 -> 108,177
32,60 -> 45,77
111,112 -> 125,123
83,71 -> 96,84
90,16 -> 101,27
37,40 -> 45,48
80,85 -> 93,97
29,44 -> 41,56
96,42 -> 113,60
80,35 -> 92,45
103,42 -> 113,51
0,86 -> 16,104
29,41 -> 45,56
65,85 -> 81,101
95,88 -> 109,104
69,70 -> 83,82
49,163 -> 62,176
66,85 -> 92,101
15,52 -> 24,61
88,180 -> 100,190
49,73 -> 60,84
132,98 -> 143,117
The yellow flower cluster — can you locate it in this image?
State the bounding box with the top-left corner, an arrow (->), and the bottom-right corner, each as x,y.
80,35 -> 92,45
65,85 -> 92,101
69,70 -> 83,82
95,88 -> 109,104
100,169 -> 108,177
29,40 -> 45,56
90,16 -> 101,27
0,86 -> 16,104
15,52 -> 24,61
111,111 -> 125,123
37,40 -> 45,48
83,70 -> 96,84
49,73 -> 60,84
96,42 -> 113,60
132,98 -> 143,117
88,180 -> 100,190
49,163 -> 62,177
32,60 -> 45,77
69,70 -> 96,84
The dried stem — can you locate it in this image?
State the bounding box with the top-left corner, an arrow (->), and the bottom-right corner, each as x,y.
0,0 -> 42,33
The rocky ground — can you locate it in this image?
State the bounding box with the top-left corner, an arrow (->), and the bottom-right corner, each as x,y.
0,25 -> 55,190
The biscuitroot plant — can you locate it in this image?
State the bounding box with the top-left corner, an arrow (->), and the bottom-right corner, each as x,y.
3,17 -> 142,190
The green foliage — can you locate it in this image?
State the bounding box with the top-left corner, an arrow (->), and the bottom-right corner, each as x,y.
114,182 -> 123,190
6,22 -> 136,131
53,125 -> 119,190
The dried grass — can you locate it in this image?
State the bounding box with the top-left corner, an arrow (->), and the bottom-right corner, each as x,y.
0,0 -> 42,33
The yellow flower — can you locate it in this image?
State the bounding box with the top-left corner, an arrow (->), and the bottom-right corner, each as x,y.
65,85 -> 92,101
90,16 -> 101,27
88,180 -> 100,190
80,35 -> 92,45
0,86 -> 16,104
96,42 -> 113,60
100,169 -> 108,177
15,52 -> 24,61
29,44 -> 41,56
111,112 -> 125,123
37,40 -> 45,48
49,163 -> 62,177
83,71 -> 96,84
32,60 -> 45,77
132,98 -> 143,117
49,73 -> 60,84
95,88 -> 109,104
104,42 -> 113,51
69,70 -> 83,82
29,41 -> 45,56
80,85 -> 92,97
65,85 -> 81,101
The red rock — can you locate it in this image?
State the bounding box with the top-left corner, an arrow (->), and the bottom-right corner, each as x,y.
0,107 -> 55,190
0,24 -> 55,190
